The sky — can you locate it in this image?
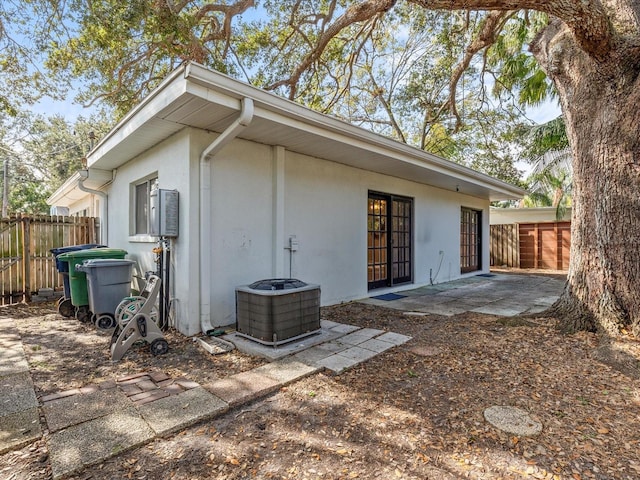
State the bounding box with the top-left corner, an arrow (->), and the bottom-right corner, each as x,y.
527,99 -> 562,124
32,95 -> 95,122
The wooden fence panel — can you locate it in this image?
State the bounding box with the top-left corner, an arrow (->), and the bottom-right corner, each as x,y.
518,222 -> 571,270
491,221 -> 571,270
519,223 -> 537,268
559,224 -> 571,270
0,217 -> 21,304
539,224 -> 558,269
0,215 -> 99,305
490,224 -> 519,267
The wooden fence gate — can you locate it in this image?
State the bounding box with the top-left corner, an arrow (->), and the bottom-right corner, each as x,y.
0,215 -> 99,305
490,222 -> 571,271
519,222 -> 571,270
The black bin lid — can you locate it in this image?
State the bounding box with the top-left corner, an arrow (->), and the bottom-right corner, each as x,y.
248,278 -> 307,291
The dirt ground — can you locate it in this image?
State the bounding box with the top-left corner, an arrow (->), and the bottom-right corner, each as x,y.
3,274 -> 640,480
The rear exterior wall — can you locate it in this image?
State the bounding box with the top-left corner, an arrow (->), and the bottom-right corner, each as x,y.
207,136 -> 490,328
107,128 -> 490,334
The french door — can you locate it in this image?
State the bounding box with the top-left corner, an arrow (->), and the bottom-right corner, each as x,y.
460,207 -> 482,273
367,192 -> 413,290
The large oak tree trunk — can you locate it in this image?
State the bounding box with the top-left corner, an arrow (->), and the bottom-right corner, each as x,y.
531,19 -> 640,336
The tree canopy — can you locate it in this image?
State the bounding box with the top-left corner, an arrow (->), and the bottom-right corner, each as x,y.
0,112 -> 111,214
2,1 -> 560,186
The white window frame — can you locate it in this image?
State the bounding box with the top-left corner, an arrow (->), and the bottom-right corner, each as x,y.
129,174 -> 158,242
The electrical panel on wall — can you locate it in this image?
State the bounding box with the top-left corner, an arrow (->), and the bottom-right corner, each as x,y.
150,188 -> 179,238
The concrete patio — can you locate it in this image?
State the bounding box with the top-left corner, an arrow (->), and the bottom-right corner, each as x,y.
359,272 -> 565,317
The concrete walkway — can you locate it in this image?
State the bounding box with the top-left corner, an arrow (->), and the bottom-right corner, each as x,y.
0,318 -> 410,479
0,273 -> 564,479
0,318 -> 41,455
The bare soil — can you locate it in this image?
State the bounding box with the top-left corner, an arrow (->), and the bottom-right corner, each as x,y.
3,282 -> 640,480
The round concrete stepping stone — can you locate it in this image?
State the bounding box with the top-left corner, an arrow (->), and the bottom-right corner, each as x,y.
483,406 -> 542,436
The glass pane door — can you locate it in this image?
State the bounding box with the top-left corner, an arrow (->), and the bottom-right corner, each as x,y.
460,207 -> 482,273
368,195 -> 388,289
391,197 -> 412,284
368,192 -> 412,290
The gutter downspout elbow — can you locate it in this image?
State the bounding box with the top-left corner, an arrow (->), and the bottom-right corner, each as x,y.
77,170 -> 109,245
199,98 -> 254,334
200,98 -> 254,162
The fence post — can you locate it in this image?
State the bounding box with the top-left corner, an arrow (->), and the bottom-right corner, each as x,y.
21,214 -> 31,302
90,216 -> 98,244
515,224 -> 520,268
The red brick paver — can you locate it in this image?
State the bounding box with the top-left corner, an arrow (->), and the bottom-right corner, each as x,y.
40,371 -> 201,407
149,371 -> 171,382
116,371 -> 201,406
41,389 -> 82,403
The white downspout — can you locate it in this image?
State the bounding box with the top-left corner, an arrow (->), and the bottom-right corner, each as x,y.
199,97 -> 254,334
77,170 -> 109,245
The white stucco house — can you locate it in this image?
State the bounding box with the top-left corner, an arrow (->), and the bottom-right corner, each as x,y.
48,62 -> 525,336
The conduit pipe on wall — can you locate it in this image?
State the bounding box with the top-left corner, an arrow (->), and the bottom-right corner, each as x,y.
77,169 -> 109,245
199,97 -> 254,334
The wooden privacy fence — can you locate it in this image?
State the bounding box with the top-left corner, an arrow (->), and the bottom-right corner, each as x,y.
490,224 -> 519,268
490,222 -> 571,270
0,214 -> 99,305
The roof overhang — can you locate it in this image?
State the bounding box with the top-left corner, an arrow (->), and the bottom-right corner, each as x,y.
50,62 -> 525,205
47,168 -> 113,207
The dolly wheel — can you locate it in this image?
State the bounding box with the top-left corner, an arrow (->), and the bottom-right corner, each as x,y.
95,314 -> 116,331
150,339 -> 169,356
58,299 -> 76,318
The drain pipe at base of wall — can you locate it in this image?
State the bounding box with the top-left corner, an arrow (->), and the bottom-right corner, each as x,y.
199,97 -> 254,335
77,170 -> 109,246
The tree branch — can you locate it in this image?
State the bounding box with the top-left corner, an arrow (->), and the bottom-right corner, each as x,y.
367,70 -> 406,143
193,0 -> 255,26
444,10 -> 513,131
265,0 -> 397,98
194,0 -> 255,58
322,20 -> 375,112
409,0 -> 613,61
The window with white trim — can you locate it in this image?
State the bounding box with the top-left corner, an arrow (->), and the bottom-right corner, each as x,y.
132,176 -> 158,235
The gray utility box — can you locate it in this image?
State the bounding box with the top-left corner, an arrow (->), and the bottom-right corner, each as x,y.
236,279 -> 321,346
150,187 -> 179,238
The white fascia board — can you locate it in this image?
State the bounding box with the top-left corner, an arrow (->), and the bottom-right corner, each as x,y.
46,169 -> 113,206
47,172 -> 83,206
255,105 -> 524,199
86,67 -> 189,169
184,63 -> 525,199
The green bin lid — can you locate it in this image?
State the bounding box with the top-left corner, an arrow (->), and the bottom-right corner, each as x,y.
58,248 -> 128,259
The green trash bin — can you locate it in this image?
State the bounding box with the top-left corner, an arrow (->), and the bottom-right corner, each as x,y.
57,248 -> 128,322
